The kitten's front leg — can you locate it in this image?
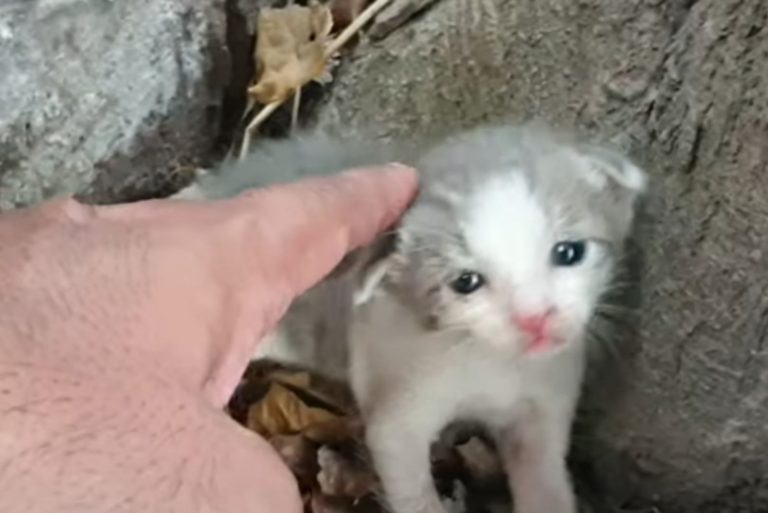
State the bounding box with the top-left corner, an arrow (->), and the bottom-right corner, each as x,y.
498,406 -> 577,513
365,397 -> 451,513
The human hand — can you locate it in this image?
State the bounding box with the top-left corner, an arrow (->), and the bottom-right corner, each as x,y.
0,165 -> 417,513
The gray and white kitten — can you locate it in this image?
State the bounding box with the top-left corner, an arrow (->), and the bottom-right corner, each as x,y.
174,123 -> 647,513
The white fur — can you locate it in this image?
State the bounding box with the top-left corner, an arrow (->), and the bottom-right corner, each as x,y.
350,296 -> 583,513
254,327 -> 299,362
462,173 -> 611,348
576,146 -> 649,194
464,173 -> 553,315
347,175 -> 607,513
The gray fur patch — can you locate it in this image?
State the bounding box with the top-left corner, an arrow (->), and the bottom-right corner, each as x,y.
381,123 -> 645,325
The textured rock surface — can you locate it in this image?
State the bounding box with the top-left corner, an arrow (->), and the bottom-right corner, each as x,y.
0,0 -> 228,208
310,0 -> 768,512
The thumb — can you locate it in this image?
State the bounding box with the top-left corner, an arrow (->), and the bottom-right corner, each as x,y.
191,406 -> 303,513
181,165 -> 418,406
96,164 -> 418,407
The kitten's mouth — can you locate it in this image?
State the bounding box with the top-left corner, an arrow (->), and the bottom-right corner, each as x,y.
522,334 -> 564,355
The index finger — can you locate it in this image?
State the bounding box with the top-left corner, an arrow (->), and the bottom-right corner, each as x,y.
98,163 -> 418,404
199,164 -> 418,405
101,164 -> 417,295
221,163 -> 418,298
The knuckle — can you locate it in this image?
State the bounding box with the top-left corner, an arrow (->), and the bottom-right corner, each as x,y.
43,196 -> 99,225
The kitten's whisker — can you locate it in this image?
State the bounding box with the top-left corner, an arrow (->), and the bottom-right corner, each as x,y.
592,308 -> 638,332
584,322 -> 622,356
602,279 -> 640,290
595,303 -> 640,317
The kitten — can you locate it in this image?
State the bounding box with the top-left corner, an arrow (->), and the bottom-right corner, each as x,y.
174,123 -> 647,513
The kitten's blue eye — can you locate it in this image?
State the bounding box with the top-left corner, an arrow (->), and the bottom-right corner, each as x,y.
551,241 -> 587,267
450,271 -> 485,294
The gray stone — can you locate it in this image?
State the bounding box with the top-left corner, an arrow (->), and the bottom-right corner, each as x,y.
0,0 -> 228,208
368,0 -> 441,40
309,0 -> 768,511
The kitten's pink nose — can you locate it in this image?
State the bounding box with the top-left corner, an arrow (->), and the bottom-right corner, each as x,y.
511,310 -> 552,341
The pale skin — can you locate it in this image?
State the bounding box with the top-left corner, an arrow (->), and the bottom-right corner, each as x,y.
0,164 -> 418,513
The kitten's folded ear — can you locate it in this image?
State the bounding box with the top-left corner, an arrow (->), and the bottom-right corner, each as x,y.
574,144 -> 649,199
351,231 -> 399,307
325,229 -> 399,305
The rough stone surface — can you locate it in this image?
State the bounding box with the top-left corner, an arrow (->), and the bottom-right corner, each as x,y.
0,0 -> 228,208
309,0 -> 768,511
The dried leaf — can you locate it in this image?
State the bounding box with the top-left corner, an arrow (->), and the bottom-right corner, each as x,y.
246,381 -> 348,439
264,366 -> 357,417
328,0 -> 370,32
270,368 -> 313,389
238,0 -> 395,160
303,417 -> 362,443
440,480 -> 468,513
317,446 -> 379,499
310,492 -> 382,513
310,493 -> 353,513
269,435 -> 318,484
248,3 -> 334,105
430,437 -> 463,482
455,437 -> 503,483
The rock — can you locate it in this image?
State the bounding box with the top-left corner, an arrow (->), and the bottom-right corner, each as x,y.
368,0 -> 441,40
308,0 -> 768,511
0,0 -> 228,208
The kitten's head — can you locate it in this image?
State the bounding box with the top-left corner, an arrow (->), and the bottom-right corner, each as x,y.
357,124 -> 647,357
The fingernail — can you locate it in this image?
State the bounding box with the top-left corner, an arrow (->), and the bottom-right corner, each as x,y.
341,162 -> 418,182
386,162 -> 416,172
380,162 -> 418,183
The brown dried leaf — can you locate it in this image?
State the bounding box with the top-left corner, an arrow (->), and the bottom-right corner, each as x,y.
248,3 -> 334,104
261,362 -> 358,415
233,360 -> 385,511
270,434 -> 318,480
310,492 -> 382,513
303,417 -> 363,443
310,493 -> 353,513
270,368 -> 313,389
246,382 -> 348,439
328,0 -> 370,32
317,446 -> 379,499
455,437 -> 504,483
